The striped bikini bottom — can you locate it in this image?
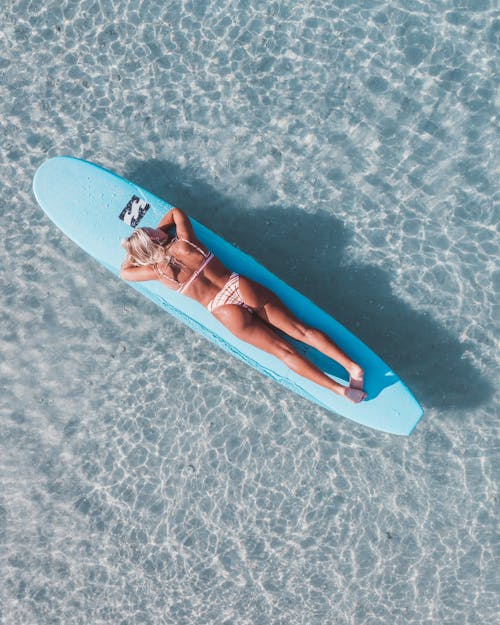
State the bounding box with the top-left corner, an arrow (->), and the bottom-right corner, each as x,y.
207,273 -> 254,314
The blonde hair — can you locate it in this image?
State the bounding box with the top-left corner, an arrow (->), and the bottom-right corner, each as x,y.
120,228 -> 175,267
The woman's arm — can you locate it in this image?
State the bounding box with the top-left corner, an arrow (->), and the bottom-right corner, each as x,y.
120,261 -> 157,282
156,209 -> 176,231
157,207 -> 195,240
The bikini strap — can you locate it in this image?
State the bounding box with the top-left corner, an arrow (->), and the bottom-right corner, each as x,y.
178,253 -> 214,293
176,237 -> 211,258
153,262 -> 183,291
153,238 -> 212,293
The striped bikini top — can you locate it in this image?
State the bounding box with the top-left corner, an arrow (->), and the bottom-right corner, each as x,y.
153,237 -> 214,293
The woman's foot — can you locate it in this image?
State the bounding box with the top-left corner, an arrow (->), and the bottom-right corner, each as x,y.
348,364 -> 364,390
343,386 -> 367,403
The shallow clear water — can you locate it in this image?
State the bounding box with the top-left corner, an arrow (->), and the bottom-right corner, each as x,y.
1,0 -> 499,623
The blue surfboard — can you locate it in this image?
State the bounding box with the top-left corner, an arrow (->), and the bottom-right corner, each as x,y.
33,157 -> 423,435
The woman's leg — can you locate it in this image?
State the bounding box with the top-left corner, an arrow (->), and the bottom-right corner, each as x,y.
238,278 -> 365,389
212,305 -> 366,402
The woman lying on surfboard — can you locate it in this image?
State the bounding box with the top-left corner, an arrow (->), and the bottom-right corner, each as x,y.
120,208 -> 367,403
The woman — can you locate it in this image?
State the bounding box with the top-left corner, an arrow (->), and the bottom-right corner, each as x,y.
120,207 -> 367,402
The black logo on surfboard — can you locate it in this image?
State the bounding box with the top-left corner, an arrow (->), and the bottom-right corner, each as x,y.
119,196 -> 150,227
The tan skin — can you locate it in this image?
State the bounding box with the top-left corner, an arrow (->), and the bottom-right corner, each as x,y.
121,208 -> 367,402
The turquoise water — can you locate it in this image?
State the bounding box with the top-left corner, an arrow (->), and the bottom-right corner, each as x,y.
1,1 -> 499,623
